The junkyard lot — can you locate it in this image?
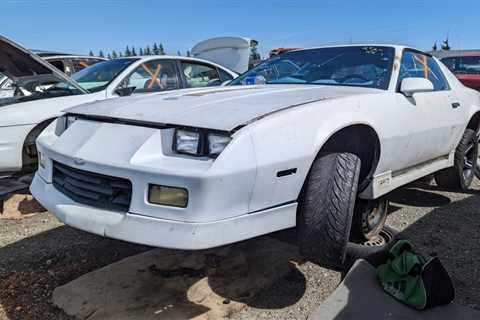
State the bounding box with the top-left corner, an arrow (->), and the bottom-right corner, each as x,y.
0,178 -> 479,320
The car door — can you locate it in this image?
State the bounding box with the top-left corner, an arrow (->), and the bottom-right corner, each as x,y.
120,59 -> 181,94
178,60 -> 223,88
395,50 -> 463,168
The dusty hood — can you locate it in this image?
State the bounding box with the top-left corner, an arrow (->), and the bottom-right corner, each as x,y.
67,85 -> 381,132
0,36 -> 87,93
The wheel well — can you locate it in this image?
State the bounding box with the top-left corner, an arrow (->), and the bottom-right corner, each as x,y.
22,118 -> 56,169
467,112 -> 480,131
317,125 -> 380,191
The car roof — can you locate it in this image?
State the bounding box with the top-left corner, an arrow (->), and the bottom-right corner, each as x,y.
287,44 -> 425,54
44,55 -> 106,60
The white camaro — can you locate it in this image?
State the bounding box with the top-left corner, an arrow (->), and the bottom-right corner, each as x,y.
0,36 -> 238,176
31,45 -> 480,269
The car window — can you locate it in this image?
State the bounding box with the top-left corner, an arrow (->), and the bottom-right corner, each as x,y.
441,56 -> 480,75
70,58 -> 104,74
181,62 -> 222,88
398,51 -> 449,91
218,68 -> 234,82
230,46 -> 395,90
124,60 -> 179,93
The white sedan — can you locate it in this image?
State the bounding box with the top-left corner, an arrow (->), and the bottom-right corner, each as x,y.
31,45 -> 480,269
0,36 -> 238,176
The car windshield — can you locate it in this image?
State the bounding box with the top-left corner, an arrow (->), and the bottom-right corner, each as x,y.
230,46 -> 395,90
71,58 -> 138,92
442,56 -> 480,75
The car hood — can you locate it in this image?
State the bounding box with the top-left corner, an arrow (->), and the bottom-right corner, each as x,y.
67,85 -> 382,131
0,36 -> 87,93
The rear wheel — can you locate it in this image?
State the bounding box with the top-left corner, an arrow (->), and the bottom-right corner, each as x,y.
435,128 -> 478,191
350,198 -> 388,242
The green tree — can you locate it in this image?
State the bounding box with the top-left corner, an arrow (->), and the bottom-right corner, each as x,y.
441,38 -> 451,51
139,47 -> 144,56
145,45 -> 151,55
107,53 -> 112,59
99,50 -> 105,58
177,50 -> 182,56
119,52 -> 123,57
125,46 -> 131,57
186,50 -> 191,57
432,42 -> 438,51
159,44 -> 165,55
112,50 -> 118,59
89,50 -> 94,56
153,43 -> 159,55
131,46 -> 137,56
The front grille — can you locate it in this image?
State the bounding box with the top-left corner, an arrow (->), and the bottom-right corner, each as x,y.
52,161 -> 132,212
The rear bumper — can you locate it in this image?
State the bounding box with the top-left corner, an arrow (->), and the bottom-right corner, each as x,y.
31,173 -> 297,249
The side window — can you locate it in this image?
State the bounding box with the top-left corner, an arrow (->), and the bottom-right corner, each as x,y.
124,60 -> 179,93
181,62 -> 221,88
398,51 -> 448,91
218,68 -> 234,82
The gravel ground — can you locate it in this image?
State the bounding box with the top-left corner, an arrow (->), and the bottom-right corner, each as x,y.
1,179 -> 479,320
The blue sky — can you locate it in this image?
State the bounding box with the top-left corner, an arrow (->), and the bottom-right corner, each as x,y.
1,0 -> 479,57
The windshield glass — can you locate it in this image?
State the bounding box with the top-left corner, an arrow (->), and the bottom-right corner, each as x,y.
230,46 -> 395,90
72,58 -> 138,92
442,56 -> 480,75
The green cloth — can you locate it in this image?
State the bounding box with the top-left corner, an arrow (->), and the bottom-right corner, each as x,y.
377,240 -> 431,310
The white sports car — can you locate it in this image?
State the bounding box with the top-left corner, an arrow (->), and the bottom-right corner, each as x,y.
0,36 -> 238,176
31,45 -> 480,269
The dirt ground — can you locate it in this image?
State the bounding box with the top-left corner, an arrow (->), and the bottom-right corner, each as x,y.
0,179 -> 479,320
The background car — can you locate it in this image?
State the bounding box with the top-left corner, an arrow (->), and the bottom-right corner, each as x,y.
34,51 -> 107,76
0,35 -> 239,176
31,44 -> 480,270
434,50 -> 480,91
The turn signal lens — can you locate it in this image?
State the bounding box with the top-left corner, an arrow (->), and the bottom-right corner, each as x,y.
148,185 -> 188,208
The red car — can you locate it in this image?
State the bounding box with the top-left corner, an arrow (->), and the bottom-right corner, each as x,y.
435,50 -> 480,91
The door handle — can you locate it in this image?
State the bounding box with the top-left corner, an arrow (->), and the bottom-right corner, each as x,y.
451,102 -> 461,109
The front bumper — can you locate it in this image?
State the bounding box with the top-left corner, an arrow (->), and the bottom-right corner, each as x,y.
31,173 -> 297,249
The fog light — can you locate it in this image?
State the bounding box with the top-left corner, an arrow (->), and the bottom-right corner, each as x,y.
148,185 -> 188,208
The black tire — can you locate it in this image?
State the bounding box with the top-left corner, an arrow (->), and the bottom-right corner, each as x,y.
350,198 -> 388,242
435,128 -> 478,191
298,152 -> 360,270
475,130 -> 480,179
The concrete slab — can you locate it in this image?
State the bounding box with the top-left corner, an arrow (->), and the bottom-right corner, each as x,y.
53,236 -> 302,320
309,259 -> 480,320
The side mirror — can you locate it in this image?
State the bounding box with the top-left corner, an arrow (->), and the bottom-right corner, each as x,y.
115,86 -> 136,97
400,78 -> 434,97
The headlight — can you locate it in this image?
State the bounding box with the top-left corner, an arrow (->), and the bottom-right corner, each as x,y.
173,128 -> 231,157
208,133 -> 232,156
174,129 -> 201,155
56,115 -> 78,136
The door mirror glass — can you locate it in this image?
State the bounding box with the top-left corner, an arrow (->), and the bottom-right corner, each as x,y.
115,86 -> 136,97
400,78 -> 434,97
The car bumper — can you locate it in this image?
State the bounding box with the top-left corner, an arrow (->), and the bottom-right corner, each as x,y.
31,173 -> 297,249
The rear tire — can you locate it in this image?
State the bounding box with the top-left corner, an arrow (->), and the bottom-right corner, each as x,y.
435,128 -> 478,191
298,152 -> 360,270
350,198 -> 388,242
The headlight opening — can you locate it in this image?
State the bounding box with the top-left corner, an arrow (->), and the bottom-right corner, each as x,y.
173,128 -> 231,158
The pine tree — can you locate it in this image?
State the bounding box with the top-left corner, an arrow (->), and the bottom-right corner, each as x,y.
112,50 -> 118,59
99,50 -> 105,58
145,45 -> 151,55
186,50 -> 191,57
139,47 -> 144,56
125,46 -> 131,57
89,50 -> 94,56
131,46 -> 137,56
107,53 -> 112,59
177,51 -> 182,56
441,38 -> 451,51
159,44 -> 165,55
119,52 -> 123,57
432,42 -> 438,51
153,43 -> 159,55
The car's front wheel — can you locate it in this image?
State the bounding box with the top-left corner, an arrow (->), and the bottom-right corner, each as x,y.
298,152 -> 395,271
435,128 -> 478,191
